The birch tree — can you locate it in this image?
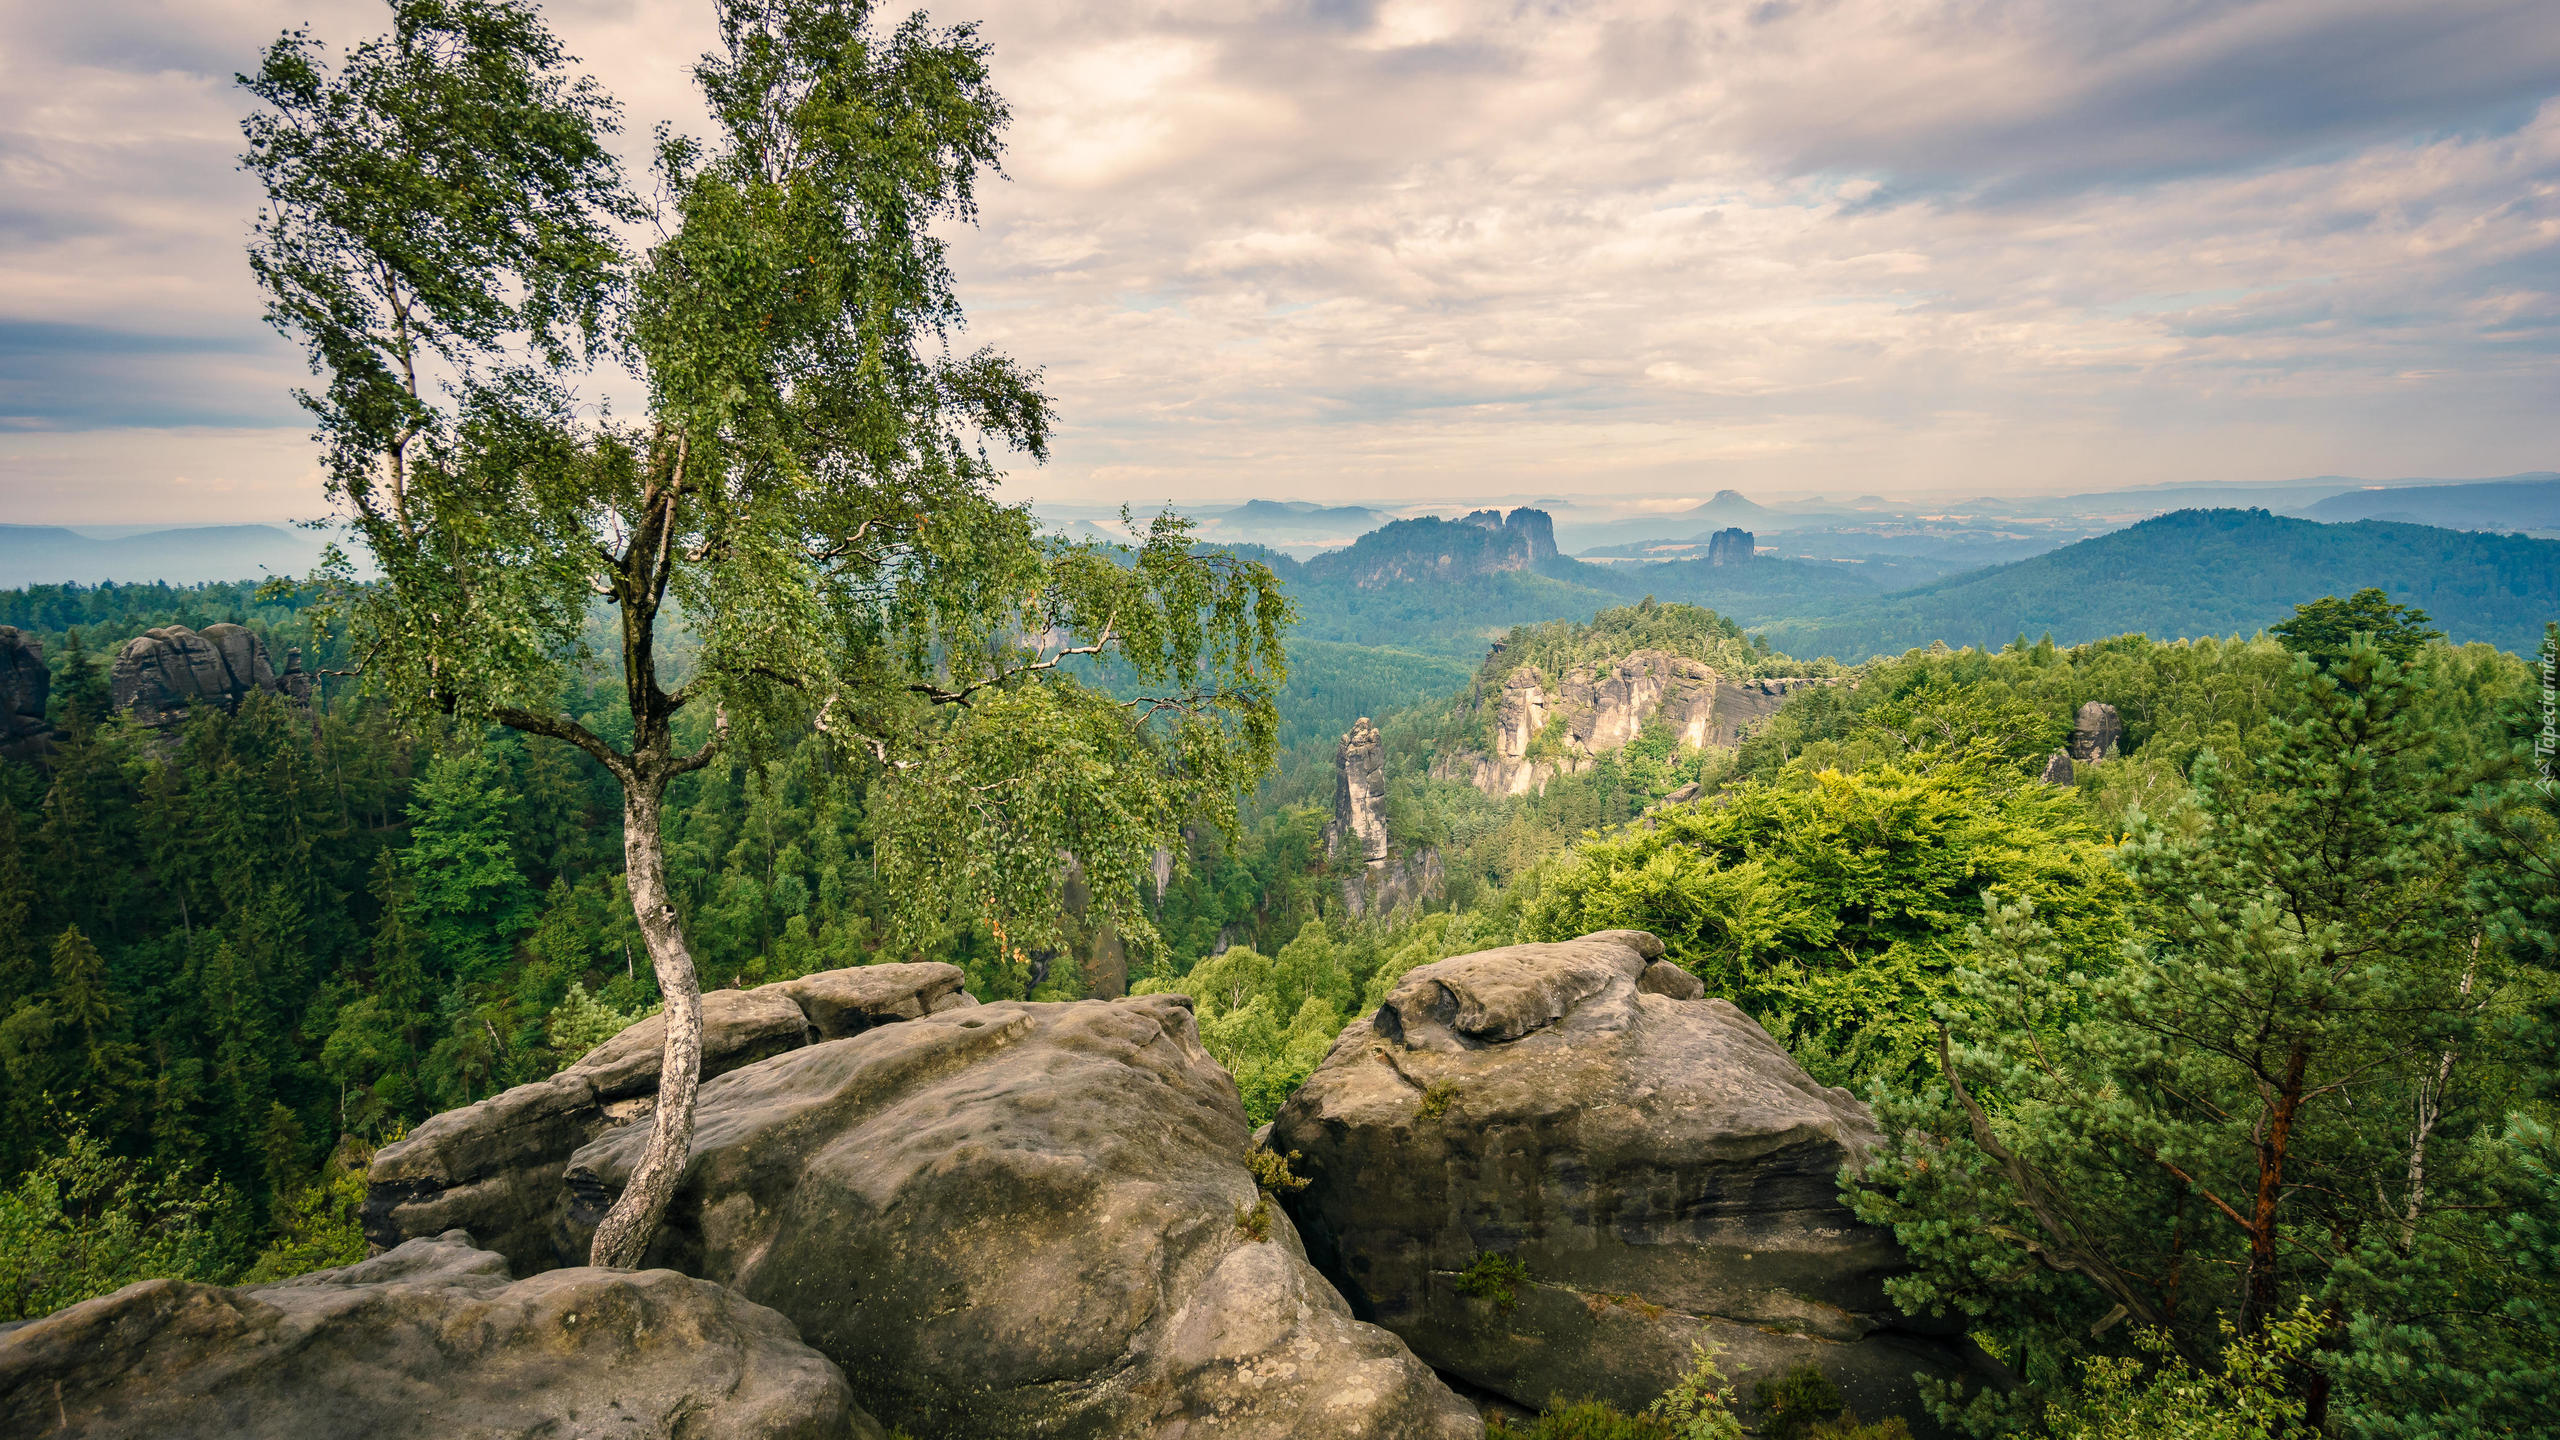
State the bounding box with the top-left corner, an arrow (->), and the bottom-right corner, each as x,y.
243,0 -> 1286,1266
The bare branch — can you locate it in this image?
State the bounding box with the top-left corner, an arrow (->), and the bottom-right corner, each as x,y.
493,706 -> 630,782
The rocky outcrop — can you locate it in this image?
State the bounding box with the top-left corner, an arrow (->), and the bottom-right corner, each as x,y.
0,1230 -> 873,1440
2040,701 -> 2123,785
560,995 -> 1479,1440
1327,716 -> 1392,867
109,623 -> 311,729
1451,653 -> 1835,798
0,627 -> 50,759
2067,701 -> 2121,762
1705,527 -> 1755,565
1324,716 -> 1443,921
365,962 -> 972,1273
1272,930 -> 1988,1431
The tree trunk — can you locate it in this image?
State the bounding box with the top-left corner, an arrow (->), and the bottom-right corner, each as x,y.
2243,1040 -> 2310,1334
586,779 -> 703,1269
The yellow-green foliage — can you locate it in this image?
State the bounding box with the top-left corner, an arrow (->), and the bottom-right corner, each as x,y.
1135,919 -> 1355,1123
1247,1144 -> 1308,1196
0,1130 -> 233,1321
1520,760 -> 2130,1088
2039,1309 -> 2321,1439
544,981 -> 658,1066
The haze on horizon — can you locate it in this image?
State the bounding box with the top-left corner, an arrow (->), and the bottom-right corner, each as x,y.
2,0 -> 2555,526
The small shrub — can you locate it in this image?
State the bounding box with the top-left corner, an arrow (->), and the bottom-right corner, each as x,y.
1247,1144 -> 1308,1196
1417,1079 -> 1461,1119
0,1130 -> 235,1322
1456,1250 -> 1532,1312
1233,1196 -> 1275,1242
1755,1365 -> 1844,1440
1648,1340 -> 1746,1440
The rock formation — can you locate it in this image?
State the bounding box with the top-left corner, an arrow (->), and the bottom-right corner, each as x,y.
0,1230 -> 873,1440
1327,717 -> 1392,868
2040,701 -> 2123,785
0,627 -> 50,759
559,995 -> 1477,1439
1704,527 -> 1755,565
1272,930 -> 1989,1431
1451,652 -> 1835,799
368,973 -> 1476,1438
1323,716 -> 1443,921
109,623 -> 311,729
2067,701 -> 2121,762
365,962 -> 973,1274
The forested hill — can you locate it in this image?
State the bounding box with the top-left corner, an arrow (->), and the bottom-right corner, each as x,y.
1757,508 -> 2560,661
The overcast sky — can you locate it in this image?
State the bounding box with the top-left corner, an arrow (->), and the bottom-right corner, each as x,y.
3,0 -> 2556,523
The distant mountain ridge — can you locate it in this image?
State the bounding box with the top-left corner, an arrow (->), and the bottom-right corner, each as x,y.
1756,509 -> 2560,660
0,524 -> 334,587
1302,507 -> 1562,588
2299,474 -> 2560,532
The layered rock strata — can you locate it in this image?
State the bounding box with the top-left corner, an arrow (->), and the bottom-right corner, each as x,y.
0,1230 -> 873,1440
364,961 -> 973,1273
560,994 -> 1479,1440
1272,929 -> 1987,1431
110,623 -> 312,728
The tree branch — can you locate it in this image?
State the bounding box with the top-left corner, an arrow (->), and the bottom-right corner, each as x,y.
1935,1022 -> 2172,1334
493,706 -> 631,782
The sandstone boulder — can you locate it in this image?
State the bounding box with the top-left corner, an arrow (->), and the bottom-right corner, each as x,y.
365,961 -> 968,1273
2066,701 -> 2121,763
561,995 -> 1479,1440
0,1230 -> 873,1440
1272,930 -> 1988,1431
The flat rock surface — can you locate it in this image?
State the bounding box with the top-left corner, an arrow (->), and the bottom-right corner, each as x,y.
1273,930 -> 1986,1431
0,1231 -> 872,1440
564,995 -> 1479,1440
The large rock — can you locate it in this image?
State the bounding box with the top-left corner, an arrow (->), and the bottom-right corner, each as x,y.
0,626 -> 50,758
364,961 -> 971,1273
108,623 -> 309,729
2066,701 -> 2121,763
1272,930 -> 1989,1431
0,1230 -> 874,1440
561,995 -> 1480,1440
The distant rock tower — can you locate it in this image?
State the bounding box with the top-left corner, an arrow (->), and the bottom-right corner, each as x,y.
1325,717 -> 1391,868
1705,527 -> 1755,565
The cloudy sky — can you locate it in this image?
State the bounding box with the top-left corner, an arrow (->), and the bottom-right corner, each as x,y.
3,0 -> 2556,523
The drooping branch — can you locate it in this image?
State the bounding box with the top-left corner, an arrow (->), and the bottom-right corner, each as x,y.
1935,1023 -> 2172,1335
913,620 -> 1117,707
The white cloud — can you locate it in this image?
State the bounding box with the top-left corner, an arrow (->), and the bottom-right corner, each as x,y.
0,0 -> 2553,521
